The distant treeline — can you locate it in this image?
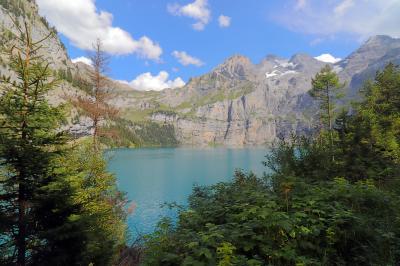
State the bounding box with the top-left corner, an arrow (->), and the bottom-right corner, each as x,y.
100,119 -> 179,148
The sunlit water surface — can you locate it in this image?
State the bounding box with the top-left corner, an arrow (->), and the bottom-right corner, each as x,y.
106,148 -> 268,236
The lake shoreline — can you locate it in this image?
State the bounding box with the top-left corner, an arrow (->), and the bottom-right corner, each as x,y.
106,148 -> 269,236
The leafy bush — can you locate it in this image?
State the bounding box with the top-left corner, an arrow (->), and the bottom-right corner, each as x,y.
143,170 -> 400,265
143,63 -> 400,265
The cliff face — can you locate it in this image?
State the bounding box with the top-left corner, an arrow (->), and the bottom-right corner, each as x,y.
158,54 -> 324,146
0,0 -> 91,135
139,36 -> 400,146
2,1 -> 400,147
0,0 -> 132,137
0,1 -> 70,71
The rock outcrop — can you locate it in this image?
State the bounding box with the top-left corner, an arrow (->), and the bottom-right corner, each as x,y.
118,36 -> 400,147
2,1 -> 400,147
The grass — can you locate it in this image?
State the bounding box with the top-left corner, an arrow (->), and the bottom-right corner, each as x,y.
120,81 -> 255,124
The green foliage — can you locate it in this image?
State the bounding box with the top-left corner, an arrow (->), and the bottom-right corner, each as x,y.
309,65 -> 345,160
0,22 -> 127,265
309,65 -> 345,130
144,171 -> 400,265
143,63 -> 400,265
0,22 -> 65,265
55,67 -> 94,94
179,83 -> 254,115
333,63 -> 400,186
0,0 -> 26,18
66,143 -> 128,265
100,119 -> 179,148
132,121 -> 179,147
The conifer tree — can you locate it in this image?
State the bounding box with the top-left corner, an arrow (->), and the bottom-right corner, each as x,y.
336,63 -> 400,185
310,65 -> 344,159
71,39 -> 118,150
0,21 -> 127,265
0,21 -> 65,265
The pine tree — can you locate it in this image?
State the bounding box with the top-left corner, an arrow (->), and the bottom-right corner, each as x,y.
0,21 -> 128,265
70,39 -> 118,150
310,65 -> 344,160
0,21 -> 65,265
336,63 -> 400,185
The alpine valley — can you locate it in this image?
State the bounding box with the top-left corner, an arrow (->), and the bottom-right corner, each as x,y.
1,0 -> 400,147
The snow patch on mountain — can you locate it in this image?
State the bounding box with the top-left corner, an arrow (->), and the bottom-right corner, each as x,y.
266,69 -> 298,79
266,70 -> 279,78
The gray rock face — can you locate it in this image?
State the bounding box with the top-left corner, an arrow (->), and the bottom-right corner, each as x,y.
147,53 -> 326,146
338,35 -> 400,97
2,1 -> 400,147
145,36 -> 400,147
0,1 -> 74,73
0,1 -> 133,138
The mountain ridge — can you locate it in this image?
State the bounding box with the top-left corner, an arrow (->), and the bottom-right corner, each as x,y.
136,34 -> 400,146
1,0 -> 400,147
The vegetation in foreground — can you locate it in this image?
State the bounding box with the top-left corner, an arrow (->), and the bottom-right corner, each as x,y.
143,64 -> 400,265
0,23 -> 127,265
0,5 -> 399,265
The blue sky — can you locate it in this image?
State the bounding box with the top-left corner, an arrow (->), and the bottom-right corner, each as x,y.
36,0 -> 400,91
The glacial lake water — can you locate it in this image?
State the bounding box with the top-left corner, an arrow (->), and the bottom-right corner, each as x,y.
106,148 -> 269,237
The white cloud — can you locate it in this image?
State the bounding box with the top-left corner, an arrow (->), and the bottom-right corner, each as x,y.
168,0 -> 211,31
36,0 -> 162,60
314,54 -> 342,64
274,0 -> 400,38
218,15 -> 231,28
71,56 -> 93,66
172,51 -> 204,67
127,71 -> 185,91
295,0 -> 307,10
334,0 -> 354,16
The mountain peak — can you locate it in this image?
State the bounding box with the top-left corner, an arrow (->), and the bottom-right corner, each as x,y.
365,35 -> 397,45
290,53 -> 316,64
210,55 -> 254,80
358,35 -> 400,53
221,55 -> 252,67
259,54 -> 286,65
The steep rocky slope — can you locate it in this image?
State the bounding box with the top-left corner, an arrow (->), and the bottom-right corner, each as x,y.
1,0 -> 400,147
0,0 -> 132,137
117,35 -> 400,146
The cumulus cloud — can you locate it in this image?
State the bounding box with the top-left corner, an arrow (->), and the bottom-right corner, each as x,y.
218,15 -> 231,28
274,0 -> 400,38
127,71 -> 185,91
71,56 -> 93,66
172,51 -> 204,67
36,0 -> 162,59
167,0 -> 211,30
314,54 -> 342,64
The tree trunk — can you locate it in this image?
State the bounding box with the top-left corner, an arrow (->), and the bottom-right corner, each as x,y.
17,182 -> 26,266
93,117 -> 98,149
326,85 -> 334,161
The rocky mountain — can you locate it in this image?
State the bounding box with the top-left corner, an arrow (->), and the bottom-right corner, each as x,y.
338,35 -> 400,97
1,0 -> 400,147
115,35 -> 400,146
0,0 -> 131,137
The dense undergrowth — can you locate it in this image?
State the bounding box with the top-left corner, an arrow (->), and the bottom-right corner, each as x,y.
141,64 -> 400,265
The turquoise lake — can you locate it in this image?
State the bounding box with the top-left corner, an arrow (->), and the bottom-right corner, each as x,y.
106,148 -> 269,236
